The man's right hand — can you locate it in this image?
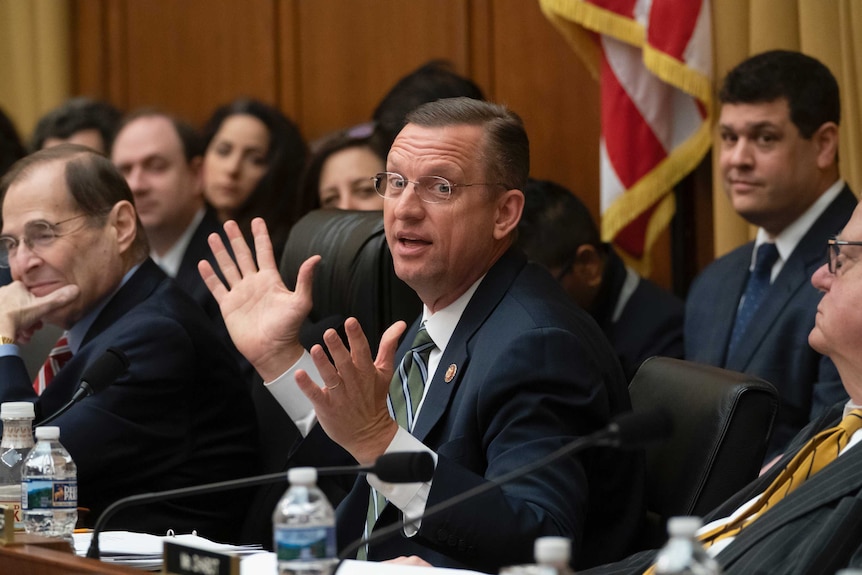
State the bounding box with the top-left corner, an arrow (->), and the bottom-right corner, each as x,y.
0,281 -> 79,342
199,217 -> 318,382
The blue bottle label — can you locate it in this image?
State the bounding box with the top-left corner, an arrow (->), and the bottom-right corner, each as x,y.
274,525 -> 336,561
22,479 -> 77,509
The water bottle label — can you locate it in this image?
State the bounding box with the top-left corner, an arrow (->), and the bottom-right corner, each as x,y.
274,525 -> 336,561
21,479 -> 77,510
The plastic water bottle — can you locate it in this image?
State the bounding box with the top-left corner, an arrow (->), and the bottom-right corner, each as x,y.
0,402 -> 35,530
654,516 -> 721,574
273,467 -> 337,575
21,426 -> 77,544
499,536 -> 574,574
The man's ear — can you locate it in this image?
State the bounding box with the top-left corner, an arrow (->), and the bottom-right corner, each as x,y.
111,200 -> 138,253
572,244 -> 604,288
813,121 -> 839,169
493,189 -> 525,240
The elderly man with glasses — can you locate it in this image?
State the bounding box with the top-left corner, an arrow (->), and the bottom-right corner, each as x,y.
0,144 -> 259,541
581,203 -> 862,574
201,97 -> 644,572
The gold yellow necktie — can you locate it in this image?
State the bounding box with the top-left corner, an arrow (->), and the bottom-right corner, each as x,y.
643,410 -> 862,575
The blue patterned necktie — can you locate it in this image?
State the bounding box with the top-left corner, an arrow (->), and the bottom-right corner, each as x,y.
728,242 -> 779,356
359,324 -> 436,559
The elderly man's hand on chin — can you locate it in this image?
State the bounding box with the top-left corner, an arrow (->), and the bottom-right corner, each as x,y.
0,281 -> 79,343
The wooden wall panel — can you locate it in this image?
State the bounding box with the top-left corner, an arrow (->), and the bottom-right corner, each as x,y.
107,0 -> 279,124
69,0 -> 679,287
491,0 -> 601,223
293,0 -> 474,141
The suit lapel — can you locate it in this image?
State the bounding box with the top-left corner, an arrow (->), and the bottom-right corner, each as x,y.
410,249 -> 526,442
717,436 -> 862,567
81,259 -> 166,348
708,249 -> 751,366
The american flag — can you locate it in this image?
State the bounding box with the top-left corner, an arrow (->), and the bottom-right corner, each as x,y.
541,0 -> 713,272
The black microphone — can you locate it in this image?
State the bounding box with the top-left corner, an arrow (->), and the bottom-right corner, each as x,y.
37,347 -> 130,427
85,451 -> 434,560
337,408 -> 673,561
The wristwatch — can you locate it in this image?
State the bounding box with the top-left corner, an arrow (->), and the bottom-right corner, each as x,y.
0,336 -> 14,345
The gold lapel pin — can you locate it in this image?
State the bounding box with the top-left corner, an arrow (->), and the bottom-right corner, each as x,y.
444,363 -> 457,383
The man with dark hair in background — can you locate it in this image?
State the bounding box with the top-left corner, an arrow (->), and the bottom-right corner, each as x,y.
372,60 -> 485,149
685,50 -> 857,457
518,178 -> 684,380
31,97 -> 122,154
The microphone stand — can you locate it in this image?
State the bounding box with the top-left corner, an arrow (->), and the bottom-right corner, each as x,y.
336,408 -> 671,564
85,464 -> 367,560
336,432 -> 601,563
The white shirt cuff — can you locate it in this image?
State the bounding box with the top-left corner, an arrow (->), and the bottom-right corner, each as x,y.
264,351 -> 322,437
367,427 -> 437,535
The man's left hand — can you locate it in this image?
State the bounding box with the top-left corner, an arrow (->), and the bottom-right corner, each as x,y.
295,316 -> 406,465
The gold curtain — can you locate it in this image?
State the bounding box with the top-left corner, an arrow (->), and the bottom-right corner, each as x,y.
0,0 -> 71,144
712,0 -> 862,256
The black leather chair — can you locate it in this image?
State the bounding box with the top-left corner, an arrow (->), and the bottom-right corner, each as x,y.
279,209 -> 422,355
628,356 -> 779,549
240,209 -> 422,546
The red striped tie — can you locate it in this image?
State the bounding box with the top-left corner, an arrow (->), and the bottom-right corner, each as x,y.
33,335 -> 73,395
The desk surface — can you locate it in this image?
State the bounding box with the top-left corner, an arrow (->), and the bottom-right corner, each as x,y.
0,543 -> 145,574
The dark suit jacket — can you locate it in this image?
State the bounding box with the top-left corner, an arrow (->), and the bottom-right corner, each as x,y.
286,248 -> 644,573
171,208 -> 254,385
0,259 -> 260,541
594,248 -> 684,381
685,186 -> 857,454
583,402 -> 862,575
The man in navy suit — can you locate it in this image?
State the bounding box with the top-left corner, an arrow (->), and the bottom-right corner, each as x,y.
685,50 -> 857,456
111,111 -> 252,384
517,178 -> 684,381
201,97 -> 643,571
0,145 -> 258,541
584,198 -> 862,575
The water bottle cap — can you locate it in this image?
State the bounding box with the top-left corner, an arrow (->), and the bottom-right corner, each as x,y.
534,536 -> 571,565
0,401 -> 34,419
667,516 -> 703,537
35,426 -> 60,440
288,467 -> 317,485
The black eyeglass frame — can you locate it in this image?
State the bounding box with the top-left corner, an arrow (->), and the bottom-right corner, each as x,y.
827,237 -> 862,274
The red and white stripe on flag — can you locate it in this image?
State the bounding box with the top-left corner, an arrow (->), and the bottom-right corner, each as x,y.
540,0 -> 712,272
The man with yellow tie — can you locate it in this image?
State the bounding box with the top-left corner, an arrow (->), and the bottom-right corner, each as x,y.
584,199 -> 862,574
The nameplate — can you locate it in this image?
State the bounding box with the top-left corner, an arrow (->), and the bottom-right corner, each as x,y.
163,540 -> 239,575
0,505 -> 12,544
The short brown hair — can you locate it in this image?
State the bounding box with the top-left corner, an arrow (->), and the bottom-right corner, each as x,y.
405,97 -> 529,191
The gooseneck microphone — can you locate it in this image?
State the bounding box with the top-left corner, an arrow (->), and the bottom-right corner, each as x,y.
85,451 -> 434,560
337,408 -> 673,561
37,347 -> 130,427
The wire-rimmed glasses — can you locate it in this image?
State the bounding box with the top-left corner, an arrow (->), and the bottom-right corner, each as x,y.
0,214 -> 90,268
371,171 -> 507,204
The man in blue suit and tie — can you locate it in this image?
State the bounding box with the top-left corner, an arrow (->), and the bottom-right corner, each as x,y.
201,97 -> 644,572
685,50 -> 858,456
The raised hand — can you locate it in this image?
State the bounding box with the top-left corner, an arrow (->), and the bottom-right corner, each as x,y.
199,218 -> 318,382
295,317 -> 406,465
